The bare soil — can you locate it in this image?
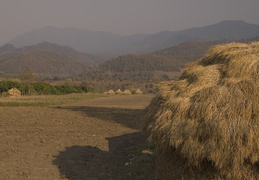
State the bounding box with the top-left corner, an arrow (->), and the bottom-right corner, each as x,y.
0,94 -> 154,180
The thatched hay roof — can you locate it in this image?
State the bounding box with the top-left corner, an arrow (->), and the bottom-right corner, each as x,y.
134,88 -> 143,94
115,89 -> 123,94
107,89 -> 115,95
122,89 -> 132,95
143,42 -> 259,177
8,88 -> 21,97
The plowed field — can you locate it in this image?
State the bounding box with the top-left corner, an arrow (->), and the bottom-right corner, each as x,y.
0,94 -> 154,180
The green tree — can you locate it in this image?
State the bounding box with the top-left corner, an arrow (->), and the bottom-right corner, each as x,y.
32,82 -> 60,95
20,69 -> 35,94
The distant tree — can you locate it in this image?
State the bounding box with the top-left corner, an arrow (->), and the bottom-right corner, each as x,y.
20,69 -> 35,94
79,81 -> 94,92
55,83 -> 83,94
32,82 -> 60,95
0,80 -> 25,93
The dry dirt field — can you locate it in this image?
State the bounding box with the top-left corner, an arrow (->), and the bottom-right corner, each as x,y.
0,94 -> 155,180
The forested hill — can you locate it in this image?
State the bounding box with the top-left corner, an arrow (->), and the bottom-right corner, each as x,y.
86,41 -> 224,81
0,42 -> 112,78
0,42 -> 111,64
1,37 -> 258,80
86,37 -> 258,81
97,54 -> 180,72
0,51 -> 87,77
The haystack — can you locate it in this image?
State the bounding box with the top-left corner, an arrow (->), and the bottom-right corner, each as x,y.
115,89 -> 123,94
8,88 -> 21,97
143,42 -> 259,180
122,89 -> 132,95
107,89 -> 115,95
134,88 -> 143,94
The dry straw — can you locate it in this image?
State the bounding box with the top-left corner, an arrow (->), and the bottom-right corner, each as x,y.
115,89 -> 123,94
135,88 -> 143,94
8,88 -> 21,97
107,89 -> 115,95
143,42 -> 259,179
122,89 -> 132,95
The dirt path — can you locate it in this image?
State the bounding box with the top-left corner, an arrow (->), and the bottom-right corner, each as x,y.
0,94 -> 154,180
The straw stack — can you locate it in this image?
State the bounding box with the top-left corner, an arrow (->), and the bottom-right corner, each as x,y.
143,42 -> 259,180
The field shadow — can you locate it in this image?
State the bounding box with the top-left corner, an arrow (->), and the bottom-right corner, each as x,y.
53,132 -> 147,180
54,106 -> 143,130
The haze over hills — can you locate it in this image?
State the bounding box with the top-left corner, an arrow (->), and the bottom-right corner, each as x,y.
1,20 -> 259,80
1,36 -> 259,80
9,27 -> 122,53
0,42 -> 107,77
0,40 -> 214,79
0,51 -> 87,77
86,41 -> 224,81
86,36 -> 259,81
0,42 -> 111,65
9,20 -> 259,54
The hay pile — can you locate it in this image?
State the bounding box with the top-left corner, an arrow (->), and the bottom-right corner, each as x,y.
122,89 -> 132,95
143,42 -> 259,180
134,88 -> 143,94
115,89 -> 123,94
8,88 -> 21,97
106,89 -> 115,95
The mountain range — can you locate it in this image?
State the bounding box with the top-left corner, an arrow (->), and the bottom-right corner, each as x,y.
0,42 -> 112,77
9,20 -> 259,54
1,36 -> 259,80
79,36 -> 259,81
1,20 -> 259,80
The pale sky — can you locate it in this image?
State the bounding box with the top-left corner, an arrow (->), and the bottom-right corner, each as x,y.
0,0 -> 259,45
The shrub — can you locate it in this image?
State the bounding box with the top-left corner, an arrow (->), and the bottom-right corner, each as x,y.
32,82 -> 61,95
0,81 -> 25,92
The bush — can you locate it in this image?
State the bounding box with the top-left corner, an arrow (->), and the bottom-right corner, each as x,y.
0,81 -> 25,93
79,85 -> 94,93
0,80 -> 94,95
32,82 -> 61,95
55,83 -> 83,94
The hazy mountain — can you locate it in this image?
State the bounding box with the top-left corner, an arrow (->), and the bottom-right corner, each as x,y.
0,51 -> 88,77
135,20 -> 259,52
9,20 -> 259,54
9,26 -> 123,53
0,42 -> 101,77
86,36 -> 259,81
86,41 -> 216,81
1,36 -> 258,80
0,42 -> 111,64
0,44 -> 16,56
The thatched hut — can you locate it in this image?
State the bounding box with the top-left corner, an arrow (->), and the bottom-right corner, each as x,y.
115,89 -> 123,94
122,89 -> 132,95
8,88 -> 21,97
107,89 -> 115,95
134,88 -> 143,94
143,42 -> 259,180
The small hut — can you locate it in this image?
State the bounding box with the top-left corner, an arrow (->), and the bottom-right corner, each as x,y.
134,88 -> 143,94
143,42 -> 259,179
8,88 -> 21,97
115,89 -> 123,94
107,89 -> 115,95
122,89 -> 132,95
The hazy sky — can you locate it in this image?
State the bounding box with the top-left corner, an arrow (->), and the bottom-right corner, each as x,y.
1,0 -> 259,45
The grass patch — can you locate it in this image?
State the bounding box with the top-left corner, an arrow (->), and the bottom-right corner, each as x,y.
0,93 -> 107,107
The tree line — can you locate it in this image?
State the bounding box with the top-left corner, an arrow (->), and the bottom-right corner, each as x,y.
0,80 -> 94,95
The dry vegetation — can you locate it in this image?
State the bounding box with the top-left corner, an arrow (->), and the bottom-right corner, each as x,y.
143,42 -> 259,179
0,93 -> 104,107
